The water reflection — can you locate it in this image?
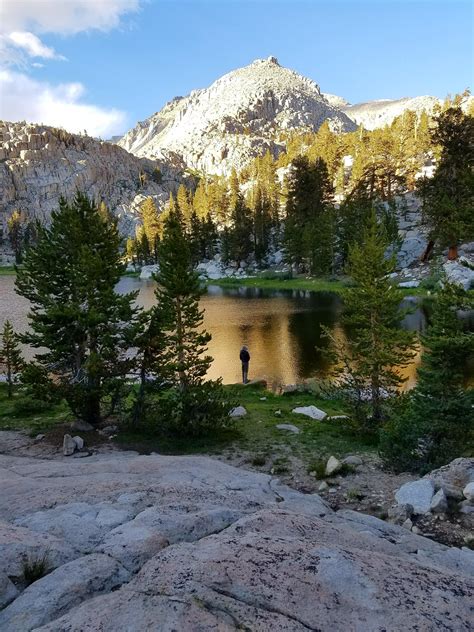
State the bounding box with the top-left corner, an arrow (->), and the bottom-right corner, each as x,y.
115,278 -> 427,385
1,275 -> 433,386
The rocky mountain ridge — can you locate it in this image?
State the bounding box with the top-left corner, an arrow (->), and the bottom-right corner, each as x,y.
341,95 -> 442,130
0,121 -> 185,237
118,56 -> 356,175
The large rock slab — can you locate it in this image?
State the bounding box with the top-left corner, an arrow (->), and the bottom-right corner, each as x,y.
0,520 -> 77,578
0,450 -> 472,630
38,509 -> 474,632
0,554 -> 130,631
0,572 -> 18,609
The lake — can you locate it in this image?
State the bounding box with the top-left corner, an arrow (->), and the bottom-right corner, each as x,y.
0,275 -> 427,386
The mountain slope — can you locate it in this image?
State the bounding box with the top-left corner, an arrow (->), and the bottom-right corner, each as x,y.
119,56 -> 356,175
341,96 -> 442,130
0,121 -> 185,235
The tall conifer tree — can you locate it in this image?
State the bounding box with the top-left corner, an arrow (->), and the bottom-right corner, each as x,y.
15,193 -> 140,426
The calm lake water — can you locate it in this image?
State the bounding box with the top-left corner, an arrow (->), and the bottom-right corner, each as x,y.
1,275 -> 427,386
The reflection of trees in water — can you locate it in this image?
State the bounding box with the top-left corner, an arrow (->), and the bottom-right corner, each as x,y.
9,274 -> 468,386
287,293 -> 342,379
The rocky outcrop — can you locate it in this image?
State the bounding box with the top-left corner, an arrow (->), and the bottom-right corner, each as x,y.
119,57 -> 356,175
0,121 -> 185,235
443,258 -> 474,290
0,451 -> 472,630
391,458 -> 474,534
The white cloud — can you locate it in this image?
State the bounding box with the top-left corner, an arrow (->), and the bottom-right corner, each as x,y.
8,31 -> 65,60
0,70 -> 127,138
0,0 -> 142,35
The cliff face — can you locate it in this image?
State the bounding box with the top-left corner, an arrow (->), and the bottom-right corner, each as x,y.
119,57 -> 356,175
0,121 -> 185,235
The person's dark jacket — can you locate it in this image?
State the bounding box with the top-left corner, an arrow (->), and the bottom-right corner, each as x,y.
240,349 -> 250,364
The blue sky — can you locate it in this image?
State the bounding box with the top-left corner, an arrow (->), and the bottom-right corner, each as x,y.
0,0 -> 472,136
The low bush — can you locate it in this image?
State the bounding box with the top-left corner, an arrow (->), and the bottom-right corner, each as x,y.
22,553 -> 50,585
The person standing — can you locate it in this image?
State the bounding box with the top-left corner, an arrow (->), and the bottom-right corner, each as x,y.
239,345 -> 250,384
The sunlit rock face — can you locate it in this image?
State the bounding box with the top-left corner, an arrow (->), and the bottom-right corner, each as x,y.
0,121 -> 185,235
118,56 -> 356,176
339,94 -> 474,130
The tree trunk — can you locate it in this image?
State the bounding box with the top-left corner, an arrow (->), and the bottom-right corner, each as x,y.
421,240 -> 435,263
447,244 -> 458,260
7,363 -> 12,398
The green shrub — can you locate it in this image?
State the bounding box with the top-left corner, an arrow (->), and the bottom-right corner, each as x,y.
257,270 -> 293,281
12,397 -> 52,417
141,382 -> 235,437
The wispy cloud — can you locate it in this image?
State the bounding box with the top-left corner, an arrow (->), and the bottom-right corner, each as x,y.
0,0 -> 142,35
0,0 -> 142,134
0,69 -> 127,138
8,31 -> 66,60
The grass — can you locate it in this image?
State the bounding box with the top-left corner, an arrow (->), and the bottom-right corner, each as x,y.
210,275 -> 349,294
0,383 -> 69,434
0,381 -> 376,475
210,274 -> 438,296
21,553 -> 50,586
118,383 -> 378,473
0,266 -> 17,276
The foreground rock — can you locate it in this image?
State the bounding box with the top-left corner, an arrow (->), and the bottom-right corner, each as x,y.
292,405 -> 327,421
0,451 -> 473,630
395,479 -> 435,514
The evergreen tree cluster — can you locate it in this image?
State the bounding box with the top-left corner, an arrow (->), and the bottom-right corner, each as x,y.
126,98 -> 473,275
13,193 -> 231,436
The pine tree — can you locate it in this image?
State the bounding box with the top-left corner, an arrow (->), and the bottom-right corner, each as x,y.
15,193 -> 140,426
131,307 -> 170,425
7,210 -> 26,264
155,209 -> 212,390
0,320 -> 24,398
152,209 -> 230,434
380,282 -> 474,472
228,191 -> 253,265
177,184 -> 192,225
189,210 -> 202,265
140,197 -> 161,263
283,156 -> 334,273
200,215 -> 218,259
327,211 -> 416,429
252,186 -> 272,265
419,106 -> 474,259
98,200 -> 115,226
337,193 -> 373,268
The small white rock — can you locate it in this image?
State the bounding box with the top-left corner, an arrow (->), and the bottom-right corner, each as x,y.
325,456 -> 343,476
276,424 -> 300,434
462,482 -> 474,503
342,455 -> 363,467
73,436 -> 84,450
63,434 -> 76,456
430,488 -> 448,513
229,406 -> 247,418
292,405 -> 327,421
